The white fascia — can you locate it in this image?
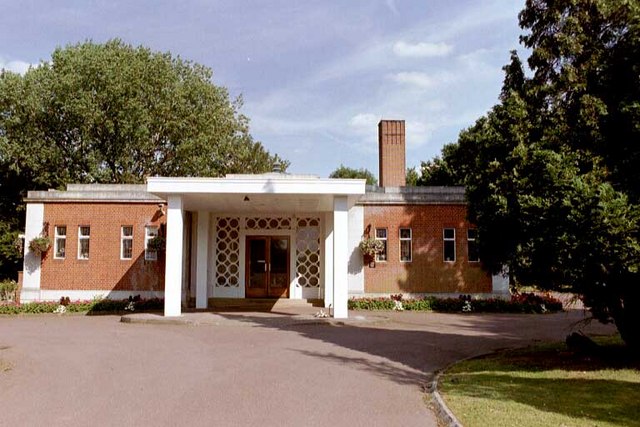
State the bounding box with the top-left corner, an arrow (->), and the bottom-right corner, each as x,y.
146,177 -> 366,196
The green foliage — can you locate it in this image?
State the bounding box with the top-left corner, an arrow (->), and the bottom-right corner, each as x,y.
421,0 -> 640,348
146,236 -> 166,252
0,297 -> 164,315
358,237 -> 384,256
0,39 -> 288,280
348,293 -> 563,313
0,279 -> 17,302
416,143 -> 463,186
405,167 -> 419,186
0,221 -> 22,279
329,165 -> 377,185
348,298 -> 396,311
28,236 -> 51,255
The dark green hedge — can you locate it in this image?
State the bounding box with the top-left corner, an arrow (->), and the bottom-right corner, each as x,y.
0,297 -> 164,315
348,293 -> 563,314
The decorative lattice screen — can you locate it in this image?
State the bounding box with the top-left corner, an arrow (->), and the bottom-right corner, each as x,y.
245,217 -> 291,230
296,218 -> 321,287
214,216 -> 322,289
215,217 -> 240,287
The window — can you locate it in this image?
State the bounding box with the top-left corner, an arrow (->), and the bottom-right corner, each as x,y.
54,226 -> 66,259
78,226 -> 90,259
443,228 -> 455,262
399,228 -> 412,262
145,226 -> 159,261
375,228 -> 387,262
467,229 -> 479,262
121,226 -> 133,260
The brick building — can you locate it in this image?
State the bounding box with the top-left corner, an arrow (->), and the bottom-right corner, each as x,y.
20,120 -> 508,318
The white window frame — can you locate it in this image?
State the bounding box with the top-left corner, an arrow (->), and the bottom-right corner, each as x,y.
121,226 -> 134,260
145,226 -> 159,261
399,228 -> 412,262
467,229 -> 479,262
443,228 -> 456,262
77,226 -> 90,260
375,228 -> 387,262
54,225 -> 66,259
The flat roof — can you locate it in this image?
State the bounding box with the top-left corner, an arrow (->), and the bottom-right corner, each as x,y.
358,185 -> 466,205
146,175 -> 366,196
25,184 -> 162,203
23,180 -> 466,206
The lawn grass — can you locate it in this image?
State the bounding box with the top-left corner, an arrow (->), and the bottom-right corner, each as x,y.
439,335 -> 640,427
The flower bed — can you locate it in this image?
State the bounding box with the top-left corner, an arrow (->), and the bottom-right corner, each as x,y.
348,293 -> 563,314
0,297 -> 164,315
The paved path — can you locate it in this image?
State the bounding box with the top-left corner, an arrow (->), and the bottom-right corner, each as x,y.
0,310 -> 613,427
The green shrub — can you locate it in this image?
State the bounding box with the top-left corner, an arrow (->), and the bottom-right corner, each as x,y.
0,279 -> 18,302
0,304 -> 21,314
349,294 -> 564,314
347,298 -> 395,310
19,302 -> 59,313
0,297 -> 165,315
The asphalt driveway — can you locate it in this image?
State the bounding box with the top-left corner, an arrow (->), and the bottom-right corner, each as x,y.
0,310 -> 614,427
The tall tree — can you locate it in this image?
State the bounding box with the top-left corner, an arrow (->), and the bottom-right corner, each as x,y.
416,143 -> 463,186
405,167 -> 419,186
427,1 -> 640,347
0,39 -> 288,280
329,165 -> 378,185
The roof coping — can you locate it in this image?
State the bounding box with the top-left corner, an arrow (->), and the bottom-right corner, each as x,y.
359,185 -> 466,204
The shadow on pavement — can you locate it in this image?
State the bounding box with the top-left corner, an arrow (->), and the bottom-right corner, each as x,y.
213,310 -> 615,387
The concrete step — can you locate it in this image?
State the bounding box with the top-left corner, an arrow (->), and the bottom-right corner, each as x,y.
208,298 -> 323,310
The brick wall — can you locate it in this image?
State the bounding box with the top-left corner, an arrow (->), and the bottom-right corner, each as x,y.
40,203 -> 166,292
363,204 -> 491,294
378,120 -> 406,187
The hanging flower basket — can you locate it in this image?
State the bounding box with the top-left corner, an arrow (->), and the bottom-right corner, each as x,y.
147,236 -> 166,252
28,236 -> 51,256
358,237 -> 384,257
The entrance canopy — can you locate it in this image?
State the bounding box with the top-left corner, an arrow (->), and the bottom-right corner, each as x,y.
147,174 -> 365,213
146,174 -> 366,319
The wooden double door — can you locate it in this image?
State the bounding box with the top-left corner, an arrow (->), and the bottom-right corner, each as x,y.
245,236 -> 290,298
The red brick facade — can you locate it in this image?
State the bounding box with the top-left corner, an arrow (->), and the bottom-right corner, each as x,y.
40,203 -> 165,292
378,120 -> 406,187
363,204 -> 491,294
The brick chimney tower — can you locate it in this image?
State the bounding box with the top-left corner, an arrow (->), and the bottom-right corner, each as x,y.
378,120 -> 406,187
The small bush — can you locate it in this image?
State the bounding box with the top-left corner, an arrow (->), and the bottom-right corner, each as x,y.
0,297 -> 165,315
348,298 -> 395,311
348,293 -> 564,314
0,279 -> 18,302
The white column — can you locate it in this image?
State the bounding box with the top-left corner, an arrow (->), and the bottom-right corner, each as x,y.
195,211 -> 209,309
348,205 -> 365,294
164,195 -> 184,317
333,196 -> 349,319
21,203 -> 44,302
323,212 -> 334,309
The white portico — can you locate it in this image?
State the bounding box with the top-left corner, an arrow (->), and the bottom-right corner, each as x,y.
146,174 -> 366,319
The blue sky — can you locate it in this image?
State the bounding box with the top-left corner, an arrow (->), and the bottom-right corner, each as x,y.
0,0 -> 525,178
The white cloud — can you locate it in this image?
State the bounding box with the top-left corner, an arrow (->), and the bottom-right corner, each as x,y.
390,71 -> 435,88
243,0 -> 524,176
393,41 -> 453,58
0,58 -> 34,75
349,113 -> 379,132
